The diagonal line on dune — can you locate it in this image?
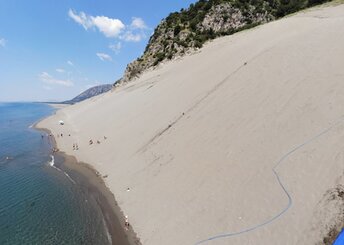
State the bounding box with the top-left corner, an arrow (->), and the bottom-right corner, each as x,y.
137,48 -> 272,154
130,45 -> 344,244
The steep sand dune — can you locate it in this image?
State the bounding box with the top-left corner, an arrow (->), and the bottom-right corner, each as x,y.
38,4 -> 344,245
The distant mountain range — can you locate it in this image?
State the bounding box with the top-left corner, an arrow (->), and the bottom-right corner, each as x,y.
62,84 -> 113,104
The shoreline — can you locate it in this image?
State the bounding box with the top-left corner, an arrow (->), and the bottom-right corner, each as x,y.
32,5 -> 344,243
45,103 -> 69,109
36,126 -> 140,245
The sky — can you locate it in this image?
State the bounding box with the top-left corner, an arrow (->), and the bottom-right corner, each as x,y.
0,0 -> 197,102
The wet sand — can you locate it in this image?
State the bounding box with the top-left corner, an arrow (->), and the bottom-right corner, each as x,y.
37,127 -> 140,245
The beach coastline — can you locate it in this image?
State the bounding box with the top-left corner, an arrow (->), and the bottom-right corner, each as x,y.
46,103 -> 69,110
35,125 -> 141,245
34,4 -> 344,244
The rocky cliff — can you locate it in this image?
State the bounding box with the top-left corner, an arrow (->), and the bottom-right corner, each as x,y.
117,0 -> 331,86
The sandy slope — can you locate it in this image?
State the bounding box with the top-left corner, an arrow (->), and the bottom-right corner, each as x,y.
38,4 -> 344,245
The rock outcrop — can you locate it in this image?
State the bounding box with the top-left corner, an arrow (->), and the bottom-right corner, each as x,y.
116,0 -> 332,86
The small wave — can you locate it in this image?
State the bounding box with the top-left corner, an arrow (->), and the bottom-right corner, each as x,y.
49,155 -> 55,166
62,171 -> 76,184
47,155 -> 76,184
102,216 -> 112,245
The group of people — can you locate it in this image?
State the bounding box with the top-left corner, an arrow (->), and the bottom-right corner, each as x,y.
124,215 -> 130,231
57,133 -> 72,138
72,143 -> 79,150
46,131 -> 108,152
89,136 -> 107,146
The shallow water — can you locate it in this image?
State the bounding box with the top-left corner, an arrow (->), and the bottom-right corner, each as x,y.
0,103 -> 110,245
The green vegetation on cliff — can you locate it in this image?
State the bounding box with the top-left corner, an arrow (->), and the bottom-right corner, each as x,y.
118,0 -> 332,85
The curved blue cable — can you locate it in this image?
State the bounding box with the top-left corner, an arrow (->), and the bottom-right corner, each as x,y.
194,117 -> 344,245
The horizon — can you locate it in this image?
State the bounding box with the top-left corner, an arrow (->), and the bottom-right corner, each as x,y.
0,0 -> 197,102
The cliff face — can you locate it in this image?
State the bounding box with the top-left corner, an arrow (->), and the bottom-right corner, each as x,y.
118,1 -> 274,85
117,0 -> 331,86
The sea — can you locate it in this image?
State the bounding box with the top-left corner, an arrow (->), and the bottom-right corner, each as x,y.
0,102 -> 110,245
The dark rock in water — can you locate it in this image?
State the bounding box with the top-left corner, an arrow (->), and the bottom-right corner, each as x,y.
62,84 -> 113,104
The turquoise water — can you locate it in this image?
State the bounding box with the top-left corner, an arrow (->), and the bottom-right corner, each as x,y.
0,103 -> 109,245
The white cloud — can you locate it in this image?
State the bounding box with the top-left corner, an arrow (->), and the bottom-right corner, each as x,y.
120,17 -> 148,42
120,32 -> 145,42
56,68 -> 65,73
109,42 -> 122,54
69,9 -> 125,38
68,9 -> 93,30
68,10 -> 149,42
0,38 -> 6,47
92,16 -> 125,38
130,17 -> 147,30
39,72 -> 74,87
67,60 -> 74,66
96,52 -> 112,61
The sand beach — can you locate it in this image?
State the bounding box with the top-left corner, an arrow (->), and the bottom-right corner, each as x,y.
37,4 -> 344,244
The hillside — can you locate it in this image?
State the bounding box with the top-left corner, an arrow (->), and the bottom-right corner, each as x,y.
63,84 -> 113,104
118,0 -> 332,85
38,4 -> 344,245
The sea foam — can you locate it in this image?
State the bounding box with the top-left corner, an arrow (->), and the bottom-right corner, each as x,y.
48,155 -> 76,184
49,155 -> 55,166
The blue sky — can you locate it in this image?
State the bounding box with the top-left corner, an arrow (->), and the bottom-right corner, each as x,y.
0,0 -> 196,102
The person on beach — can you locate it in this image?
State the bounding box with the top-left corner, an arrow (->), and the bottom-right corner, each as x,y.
73,144 -> 75,150
75,143 -> 79,150
89,139 -> 93,145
